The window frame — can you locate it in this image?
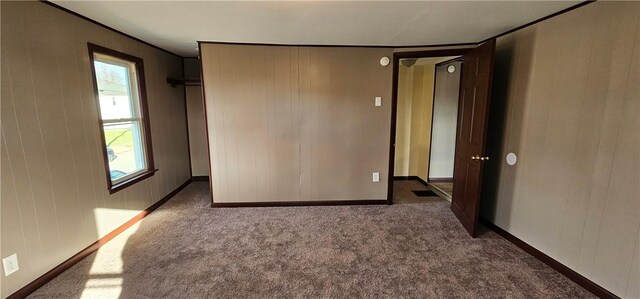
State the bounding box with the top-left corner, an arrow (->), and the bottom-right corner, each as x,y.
88,43 -> 156,194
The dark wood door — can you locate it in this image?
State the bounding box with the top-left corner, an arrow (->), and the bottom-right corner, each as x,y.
451,39 -> 496,237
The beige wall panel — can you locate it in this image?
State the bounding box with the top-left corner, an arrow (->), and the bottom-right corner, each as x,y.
415,64 -> 435,182
219,45 -> 254,202
201,46 -> 226,203
577,3 -> 639,280
1,57 -> 45,269
54,25 -> 102,239
1,2 -> 190,296
273,47 -> 301,201
409,64 -> 435,181
202,44 -> 392,202
307,48 -> 322,199
483,2 -> 640,297
315,48 -> 355,199
394,66 -> 413,176
626,229 -> 640,298
186,87 -> 209,177
591,4 -> 640,293
314,47 -> 392,200
0,139 -> 31,291
556,5 -> 620,268
2,10 -> 64,271
29,10 -> 88,254
298,47 -> 313,200
264,47 -> 280,200
248,47 -> 273,200
408,66 -> 425,177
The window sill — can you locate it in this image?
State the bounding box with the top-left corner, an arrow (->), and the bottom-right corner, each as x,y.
108,169 -> 158,194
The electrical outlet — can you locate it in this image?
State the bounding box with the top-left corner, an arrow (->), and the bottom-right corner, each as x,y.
2,253 -> 19,276
372,172 -> 380,182
375,97 -> 382,107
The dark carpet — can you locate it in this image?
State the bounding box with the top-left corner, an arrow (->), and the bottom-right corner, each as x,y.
29,181 -> 593,298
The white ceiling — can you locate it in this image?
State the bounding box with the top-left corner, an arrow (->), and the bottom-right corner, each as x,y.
51,1 -> 580,57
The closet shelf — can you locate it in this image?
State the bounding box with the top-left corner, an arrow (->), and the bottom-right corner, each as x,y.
166,77 -> 201,87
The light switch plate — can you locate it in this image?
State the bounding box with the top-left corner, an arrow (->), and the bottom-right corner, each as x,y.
375,97 -> 382,107
2,253 -> 19,276
372,172 -> 380,182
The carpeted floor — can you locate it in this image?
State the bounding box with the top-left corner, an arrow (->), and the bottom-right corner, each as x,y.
29,181 -> 593,298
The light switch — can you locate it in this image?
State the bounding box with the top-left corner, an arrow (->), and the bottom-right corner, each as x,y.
372,172 -> 380,182
375,97 -> 382,107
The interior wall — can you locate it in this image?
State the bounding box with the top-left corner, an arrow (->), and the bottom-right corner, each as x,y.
183,58 -> 209,177
1,2 -> 190,297
394,62 -> 435,182
201,44 -> 393,203
394,66 -> 414,176
482,2 -> 639,297
428,61 -> 462,180
409,63 -> 435,181
186,86 -> 208,176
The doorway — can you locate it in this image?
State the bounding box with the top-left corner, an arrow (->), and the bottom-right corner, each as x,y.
392,56 -> 461,201
386,41 -> 496,237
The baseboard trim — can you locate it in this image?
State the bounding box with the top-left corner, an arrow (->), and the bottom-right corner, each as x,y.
191,175 -> 209,181
393,176 -> 428,187
212,199 -> 387,208
480,218 -> 619,299
7,179 -> 193,299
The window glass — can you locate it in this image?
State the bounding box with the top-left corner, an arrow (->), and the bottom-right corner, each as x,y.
93,54 -> 148,185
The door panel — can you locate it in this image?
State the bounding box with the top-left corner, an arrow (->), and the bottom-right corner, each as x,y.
451,39 -> 496,237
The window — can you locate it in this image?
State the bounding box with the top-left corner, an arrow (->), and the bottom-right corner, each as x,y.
88,44 -> 155,194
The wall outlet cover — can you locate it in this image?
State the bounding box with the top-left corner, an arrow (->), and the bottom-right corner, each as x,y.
2,253 -> 19,276
372,172 -> 380,182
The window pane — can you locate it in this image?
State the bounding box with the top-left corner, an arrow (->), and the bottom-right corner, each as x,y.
94,60 -> 136,120
104,121 -> 147,182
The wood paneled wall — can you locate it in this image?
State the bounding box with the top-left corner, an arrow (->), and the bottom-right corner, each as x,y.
186,86 -> 209,177
482,2 -> 639,297
184,58 -> 209,177
394,65 -> 415,176
408,63 -> 435,182
201,44 -> 393,203
1,2 -> 190,297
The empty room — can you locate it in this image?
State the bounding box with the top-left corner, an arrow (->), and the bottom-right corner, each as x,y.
1,1 -> 638,298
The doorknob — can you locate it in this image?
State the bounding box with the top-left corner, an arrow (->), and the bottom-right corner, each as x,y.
471,155 -> 489,161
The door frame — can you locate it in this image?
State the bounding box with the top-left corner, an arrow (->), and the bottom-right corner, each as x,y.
386,48 -> 473,205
